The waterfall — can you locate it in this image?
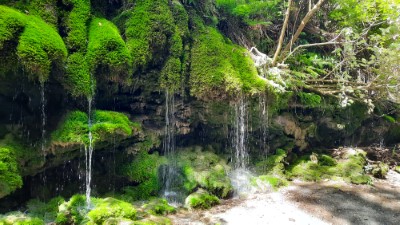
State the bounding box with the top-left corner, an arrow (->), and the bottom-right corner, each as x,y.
233,95 -> 249,169
259,93 -> 270,163
161,90 -> 182,204
40,82 -> 46,153
85,97 -> 94,207
229,95 -> 256,196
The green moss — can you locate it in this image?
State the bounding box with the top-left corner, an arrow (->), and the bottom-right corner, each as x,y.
125,0 -> 175,72
0,145 -> 22,198
190,25 -> 266,99
26,197 -> 65,222
56,194 -> 86,225
0,5 -> 67,82
0,212 -> 44,225
87,198 -> 136,224
56,195 -> 136,225
255,149 -> 287,176
371,162 -> 389,178
64,0 -> 90,52
184,189 -> 220,209
0,6 -> 27,48
64,52 -> 93,97
383,114 -> 396,123
178,148 -> 233,198
51,110 -> 139,146
87,17 -> 132,80
251,175 -> 288,190
395,166 -> 400,173
318,154 -> 337,166
160,57 -> 182,90
171,0 -> 189,38
288,151 -> 371,183
141,198 -> 176,216
121,152 -> 167,200
297,92 -> 321,108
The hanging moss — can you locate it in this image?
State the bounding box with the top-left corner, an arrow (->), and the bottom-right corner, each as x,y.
171,0 -> 189,38
125,0 -> 175,72
297,92 -> 322,108
0,5 -> 67,82
190,25 -> 266,99
0,145 -> 22,199
51,110 -> 140,146
0,6 -> 26,48
64,52 -> 93,97
64,0 -> 91,52
160,57 -> 182,91
87,17 -> 132,80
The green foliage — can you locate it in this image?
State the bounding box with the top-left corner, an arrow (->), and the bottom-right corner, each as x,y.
178,148 -> 233,198
190,24 -> 266,98
160,57 -> 182,90
64,0 -> 91,52
184,189 -> 220,209
121,152 -> 167,200
51,110 -> 139,146
0,5 -> 67,82
0,145 -> 22,198
125,0 -> 175,72
171,0 -> 189,38
216,0 -> 282,26
142,198 -> 176,216
297,92 -> 322,108
87,17 -> 132,79
383,114 -> 396,123
0,212 -> 44,225
26,197 -> 65,222
87,198 -> 136,224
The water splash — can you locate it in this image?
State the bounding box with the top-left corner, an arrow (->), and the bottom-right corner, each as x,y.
85,97 -> 94,207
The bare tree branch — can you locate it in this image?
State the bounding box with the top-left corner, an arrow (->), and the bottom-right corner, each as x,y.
272,0 -> 292,66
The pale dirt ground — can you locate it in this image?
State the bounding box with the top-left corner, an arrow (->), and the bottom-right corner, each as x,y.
169,170 -> 400,225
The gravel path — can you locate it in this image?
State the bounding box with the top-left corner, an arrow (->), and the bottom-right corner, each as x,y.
169,170 -> 400,225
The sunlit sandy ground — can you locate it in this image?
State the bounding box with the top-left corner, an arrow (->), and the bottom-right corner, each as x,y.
169,170 -> 400,225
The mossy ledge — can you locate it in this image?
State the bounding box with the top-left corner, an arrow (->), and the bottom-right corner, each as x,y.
51,110 -> 141,149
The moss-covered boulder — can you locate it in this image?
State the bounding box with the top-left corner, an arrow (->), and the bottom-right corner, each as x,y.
121,152 -> 167,201
288,149 -> 372,184
251,175 -> 289,191
184,189 -> 220,209
26,197 -> 64,222
141,198 -> 175,216
178,147 -> 233,198
255,148 -> 287,176
371,162 -> 389,178
56,195 -> 136,225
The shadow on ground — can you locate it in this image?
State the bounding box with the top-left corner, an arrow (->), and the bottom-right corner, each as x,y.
286,180 -> 400,225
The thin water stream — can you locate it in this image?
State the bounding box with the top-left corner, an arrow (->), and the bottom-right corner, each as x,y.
85,97 -> 94,207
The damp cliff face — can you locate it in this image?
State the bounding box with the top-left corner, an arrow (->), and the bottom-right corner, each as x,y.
0,0 -> 399,211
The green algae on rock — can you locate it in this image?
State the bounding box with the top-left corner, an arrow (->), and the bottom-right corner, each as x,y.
184,189 -> 220,209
